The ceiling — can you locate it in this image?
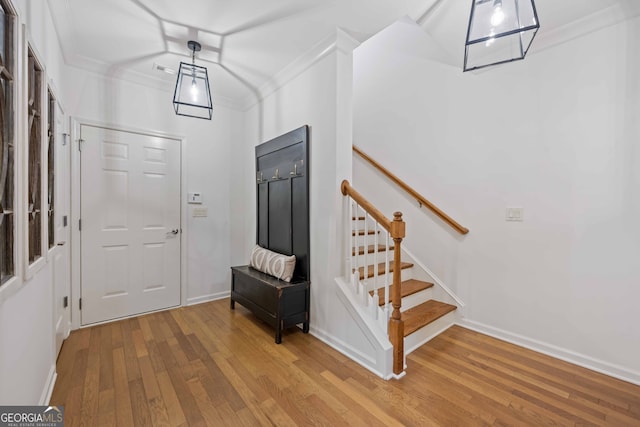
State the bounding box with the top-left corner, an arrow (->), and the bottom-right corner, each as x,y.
47,0 -> 640,108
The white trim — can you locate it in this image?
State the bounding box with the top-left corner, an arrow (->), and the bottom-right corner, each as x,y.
241,29 -> 360,111
0,276 -> 20,303
401,246 -> 465,310
70,118 -> 81,330
186,291 -> 230,306
309,326 -> 389,380
39,364 -> 57,405
458,318 -> 640,387
532,3 -> 640,56
333,277 -> 396,379
64,58 -> 243,111
404,317 -> 455,355
23,33 -> 50,280
70,117 -> 187,329
78,304 -> 181,329
180,136 -> 188,308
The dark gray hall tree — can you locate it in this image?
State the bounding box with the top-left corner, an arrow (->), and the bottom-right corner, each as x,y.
230,125 -> 310,343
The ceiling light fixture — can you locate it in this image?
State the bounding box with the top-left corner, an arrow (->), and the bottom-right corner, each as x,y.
464,0 -> 540,72
173,40 -> 213,120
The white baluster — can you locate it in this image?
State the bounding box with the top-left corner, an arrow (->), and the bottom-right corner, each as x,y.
372,221 -> 380,319
362,212 -> 369,306
384,231 -> 390,326
343,197 -> 353,277
354,203 -> 360,295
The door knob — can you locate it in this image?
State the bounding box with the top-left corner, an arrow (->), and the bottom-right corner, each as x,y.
166,229 -> 179,236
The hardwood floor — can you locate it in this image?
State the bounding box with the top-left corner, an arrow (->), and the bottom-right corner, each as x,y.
51,299 -> 640,426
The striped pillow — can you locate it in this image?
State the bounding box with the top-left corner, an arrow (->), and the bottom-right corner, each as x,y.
249,245 -> 296,282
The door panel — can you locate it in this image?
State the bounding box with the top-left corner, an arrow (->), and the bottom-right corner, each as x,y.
80,125 -> 181,325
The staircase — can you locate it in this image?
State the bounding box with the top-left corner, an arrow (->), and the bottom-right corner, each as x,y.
351,215 -> 457,352
340,180 -> 460,378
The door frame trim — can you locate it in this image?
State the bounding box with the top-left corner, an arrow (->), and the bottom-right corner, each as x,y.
70,118 -> 187,330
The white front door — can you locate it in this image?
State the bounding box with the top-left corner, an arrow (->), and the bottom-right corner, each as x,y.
80,125 -> 181,325
52,101 -> 71,356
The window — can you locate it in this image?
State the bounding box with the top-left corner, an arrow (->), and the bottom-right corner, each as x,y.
27,47 -> 43,264
47,90 -> 55,249
0,2 -> 15,284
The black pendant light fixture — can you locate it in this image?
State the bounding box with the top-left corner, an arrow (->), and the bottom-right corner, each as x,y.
173,40 -> 213,120
464,0 -> 540,72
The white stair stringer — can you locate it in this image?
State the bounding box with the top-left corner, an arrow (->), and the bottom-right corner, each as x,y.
337,221 -> 465,378
398,247 -> 464,355
334,276 -> 395,379
401,247 -> 465,314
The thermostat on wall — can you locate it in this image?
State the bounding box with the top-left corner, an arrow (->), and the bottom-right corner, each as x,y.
188,192 -> 203,204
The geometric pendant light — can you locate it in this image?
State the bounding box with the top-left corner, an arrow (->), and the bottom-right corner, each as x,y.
464,0 -> 540,72
173,40 -> 213,119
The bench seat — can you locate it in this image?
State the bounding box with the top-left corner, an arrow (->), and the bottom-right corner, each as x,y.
230,265 -> 310,343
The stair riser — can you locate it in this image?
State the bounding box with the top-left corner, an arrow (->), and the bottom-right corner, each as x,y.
350,218 -> 379,229
398,288 -> 433,311
359,267 -> 413,284
351,251 -> 395,268
366,287 -> 433,311
404,312 -> 457,356
350,232 -> 392,247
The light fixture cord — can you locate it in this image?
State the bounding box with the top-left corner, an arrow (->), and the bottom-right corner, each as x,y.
192,47 -> 196,65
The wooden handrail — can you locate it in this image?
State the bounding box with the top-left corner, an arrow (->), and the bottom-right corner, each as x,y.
342,180 -> 392,236
341,179 -> 405,375
353,145 -> 469,235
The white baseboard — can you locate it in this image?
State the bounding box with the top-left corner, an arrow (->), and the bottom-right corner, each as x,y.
186,291 -> 230,306
309,326 -> 387,379
458,319 -> 640,387
40,364 -> 57,405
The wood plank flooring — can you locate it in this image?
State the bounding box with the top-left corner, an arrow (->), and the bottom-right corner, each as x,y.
51,299 -> 640,426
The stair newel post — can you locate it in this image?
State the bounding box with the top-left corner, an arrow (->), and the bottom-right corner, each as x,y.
389,211 -> 406,376
384,231 -> 390,322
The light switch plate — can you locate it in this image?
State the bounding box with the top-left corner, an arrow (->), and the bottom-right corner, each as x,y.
192,207 -> 208,217
188,192 -> 203,204
506,207 -> 524,222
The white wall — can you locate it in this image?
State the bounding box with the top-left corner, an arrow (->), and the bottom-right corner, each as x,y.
63,66 -> 241,306
0,0 -> 242,404
353,17 -> 640,381
234,30 -> 380,364
0,0 -> 66,405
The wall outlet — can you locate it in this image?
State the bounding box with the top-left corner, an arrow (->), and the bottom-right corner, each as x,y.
192,207 -> 208,217
506,207 -> 524,222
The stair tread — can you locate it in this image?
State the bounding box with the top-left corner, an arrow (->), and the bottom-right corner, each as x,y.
403,300 -> 457,337
369,279 -> 433,306
357,261 -> 413,280
352,244 -> 394,256
352,229 -> 379,236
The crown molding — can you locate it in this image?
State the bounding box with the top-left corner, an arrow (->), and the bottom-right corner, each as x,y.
240,28 -> 361,111
532,3 -> 640,56
66,55 -> 242,111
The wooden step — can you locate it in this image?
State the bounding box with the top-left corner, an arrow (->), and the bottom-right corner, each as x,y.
352,244 -> 394,256
403,300 -> 457,337
369,279 -> 433,306
356,261 -> 413,280
352,229 -> 379,236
